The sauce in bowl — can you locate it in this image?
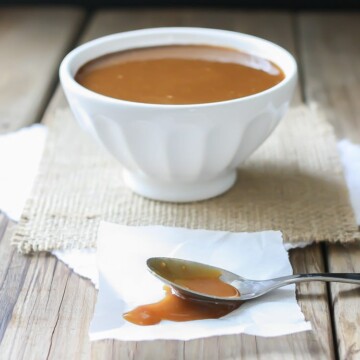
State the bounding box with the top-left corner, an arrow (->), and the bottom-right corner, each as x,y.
75,45 -> 285,105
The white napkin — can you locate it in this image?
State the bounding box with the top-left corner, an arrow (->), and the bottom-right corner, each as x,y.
90,222 -> 311,340
337,140 -> 360,224
0,125 -> 47,220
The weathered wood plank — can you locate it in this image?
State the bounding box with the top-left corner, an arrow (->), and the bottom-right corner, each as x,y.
0,215 -> 30,343
298,12 -> 360,142
0,253 -> 71,360
45,265 -> 96,359
0,9 -> 335,360
327,244 -> 360,360
298,12 -> 360,360
0,7 -> 85,132
0,5 -> 86,355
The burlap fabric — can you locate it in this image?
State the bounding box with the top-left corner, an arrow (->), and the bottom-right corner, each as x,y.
12,105 -> 359,253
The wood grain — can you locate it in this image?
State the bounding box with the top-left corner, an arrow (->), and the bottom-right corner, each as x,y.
0,5 -> 86,357
327,244 -> 360,360
298,13 -> 360,142
0,7 -> 85,133
0,215 -> 30,343
298,12 -> 360,360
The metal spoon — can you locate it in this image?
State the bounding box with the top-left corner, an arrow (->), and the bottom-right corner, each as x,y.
147,257 -> 360,303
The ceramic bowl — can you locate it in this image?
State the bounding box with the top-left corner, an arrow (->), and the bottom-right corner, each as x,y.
60,27 -> 297,202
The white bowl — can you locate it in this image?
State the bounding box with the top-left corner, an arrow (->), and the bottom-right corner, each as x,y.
60,27 -> 297,202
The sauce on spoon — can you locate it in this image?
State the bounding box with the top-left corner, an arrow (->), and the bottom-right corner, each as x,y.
123,260 -> 241,326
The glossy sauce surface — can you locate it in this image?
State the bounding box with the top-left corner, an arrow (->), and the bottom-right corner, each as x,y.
75,45 -> 285,105
123,260 -> 241,326
123,286 -> 241,326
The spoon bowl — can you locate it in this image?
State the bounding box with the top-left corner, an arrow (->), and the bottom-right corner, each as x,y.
147,257 -> 360,303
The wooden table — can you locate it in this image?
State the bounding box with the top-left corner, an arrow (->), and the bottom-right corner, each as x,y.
0,7 -> 359,359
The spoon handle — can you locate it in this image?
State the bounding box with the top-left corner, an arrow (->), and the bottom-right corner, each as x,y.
280,273 -> 360,285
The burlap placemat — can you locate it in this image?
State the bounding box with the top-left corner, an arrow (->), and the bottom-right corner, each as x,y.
12,104 -> 359,253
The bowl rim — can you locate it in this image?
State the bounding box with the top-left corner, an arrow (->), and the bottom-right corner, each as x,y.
59,27 -> 298,109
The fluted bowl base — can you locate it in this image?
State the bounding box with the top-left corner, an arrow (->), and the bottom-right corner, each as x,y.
123,170 -> 237,202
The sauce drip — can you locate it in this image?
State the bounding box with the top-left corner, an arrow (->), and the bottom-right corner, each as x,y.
75,45 -> 285,105
123,259 -> 241,326
123,286 -> 241,326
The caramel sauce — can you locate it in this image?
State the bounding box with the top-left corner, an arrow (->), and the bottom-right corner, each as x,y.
123,286 -> 241,326
75,45 -> 285,105
174,277 -> 239,297
123,260 -> 241,326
